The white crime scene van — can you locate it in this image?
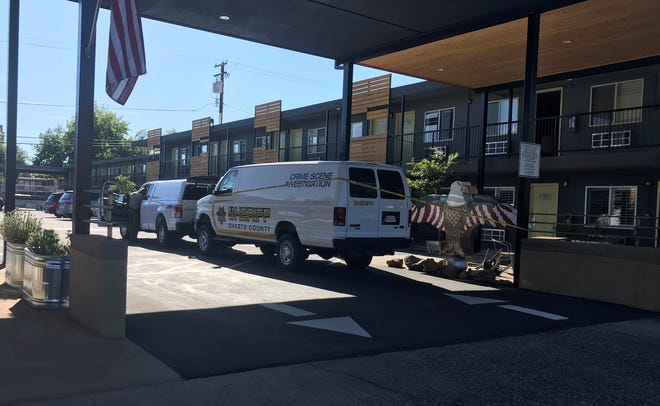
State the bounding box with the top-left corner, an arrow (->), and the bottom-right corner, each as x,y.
194,161 -> 412,270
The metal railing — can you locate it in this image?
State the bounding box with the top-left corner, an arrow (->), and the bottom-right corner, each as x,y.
529,212 -> 659,247
160,160 -> 191,179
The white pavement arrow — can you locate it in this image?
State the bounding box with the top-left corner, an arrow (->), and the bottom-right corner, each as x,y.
287,317 -> 372,338
444,293 -> 508,305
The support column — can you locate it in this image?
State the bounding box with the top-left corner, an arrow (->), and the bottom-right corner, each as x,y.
73,0 -> 96,235
5,0 -> 19,213
399,95 -> 406,165
476,91 -> 489,192
340,62 -> 354,161
513,13 -> 540,286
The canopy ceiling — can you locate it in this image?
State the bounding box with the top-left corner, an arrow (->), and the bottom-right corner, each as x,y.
77,0 -> 660,89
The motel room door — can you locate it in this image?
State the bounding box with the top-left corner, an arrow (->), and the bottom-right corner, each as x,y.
529,183 -> 559,238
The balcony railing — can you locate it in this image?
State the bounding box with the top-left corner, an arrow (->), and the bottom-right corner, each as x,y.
390,104 -> 659,164
160,160 -> 190,179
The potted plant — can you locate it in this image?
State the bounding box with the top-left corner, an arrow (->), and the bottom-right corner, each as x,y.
22,229 -> 70,309
0,211 -> 42,288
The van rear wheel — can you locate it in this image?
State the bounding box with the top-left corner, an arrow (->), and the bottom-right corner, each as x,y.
197,224 -> 216,256
276,233 -> 305,271
344,254 -> 373,270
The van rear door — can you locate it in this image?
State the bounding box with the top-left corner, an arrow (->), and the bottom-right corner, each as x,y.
376,169 -> 409,238
345,167 -> 378,238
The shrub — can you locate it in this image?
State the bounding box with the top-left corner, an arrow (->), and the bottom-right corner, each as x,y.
0,211 -> 42,244
26,229 -> 70,256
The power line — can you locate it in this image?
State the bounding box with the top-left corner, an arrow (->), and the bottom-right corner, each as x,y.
0,100 -> 213,112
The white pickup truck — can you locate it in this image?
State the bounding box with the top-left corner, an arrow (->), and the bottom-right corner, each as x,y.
120,176 -> 219,246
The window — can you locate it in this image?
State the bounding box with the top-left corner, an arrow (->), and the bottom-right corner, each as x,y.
193,141 -> 208,156
485,141 -> 509,156
590,79 -> 643,126
377,170 -> 405,200
216,170 -> 238,194
108,166 -> 121,176
369,117 -> 387,135
482,228 -> 505,242
349,167 -> 377,198
255,135 -> 273,149
483,187 -> 515,205
232,140 -> 246,162
307,128 -> 326,155
424,108 -> 454,142
591,130 -> 631,149
487,98 -> 519,136
585,186 -> 636,227
210,142 -> 219,157
351,122 -> 363,138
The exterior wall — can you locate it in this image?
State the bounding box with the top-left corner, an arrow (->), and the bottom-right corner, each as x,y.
521,238 -> 660,312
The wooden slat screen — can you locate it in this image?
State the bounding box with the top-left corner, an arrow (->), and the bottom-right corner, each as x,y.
146,128 -> 162,181
349,134 -> 388,163
192,117 -> 211,142
191,117 -> 210,176
254,100 -> 281,132
252,147 -> 279,164
191,155 -> 209,177
147,128 -> 161,149
352,74 -> 391,116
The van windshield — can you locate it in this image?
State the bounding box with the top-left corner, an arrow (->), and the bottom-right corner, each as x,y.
377,170 -> 405,200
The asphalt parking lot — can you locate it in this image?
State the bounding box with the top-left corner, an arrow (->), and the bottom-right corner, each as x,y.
33,210 -> 655,379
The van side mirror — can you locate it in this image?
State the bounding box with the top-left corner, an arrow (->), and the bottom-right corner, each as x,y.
214,187 -> 232,196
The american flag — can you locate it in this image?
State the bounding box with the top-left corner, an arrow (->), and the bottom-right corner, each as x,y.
106,0 -> 146,105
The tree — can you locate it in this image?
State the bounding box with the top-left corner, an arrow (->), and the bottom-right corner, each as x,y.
406,147 -> 459,197
32,105 -> 144,166
0,126 -> 30,165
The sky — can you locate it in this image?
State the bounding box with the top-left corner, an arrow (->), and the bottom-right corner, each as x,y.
0,0 -> 422,163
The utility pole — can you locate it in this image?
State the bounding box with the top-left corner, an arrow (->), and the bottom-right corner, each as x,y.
213,61 -> 229,124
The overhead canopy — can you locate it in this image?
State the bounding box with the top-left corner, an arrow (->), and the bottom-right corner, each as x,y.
77,0 -> 660,89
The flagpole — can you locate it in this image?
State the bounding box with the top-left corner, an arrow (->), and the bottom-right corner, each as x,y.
85,0 -> 102,58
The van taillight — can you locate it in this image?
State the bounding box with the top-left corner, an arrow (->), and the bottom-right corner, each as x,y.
174,205 -> 183,218
333,207 -> 346,226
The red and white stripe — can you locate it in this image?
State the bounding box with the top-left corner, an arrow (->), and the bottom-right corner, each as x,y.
410,204 -> 445,231
106,0 -> 146,105
464,203 -> 517,231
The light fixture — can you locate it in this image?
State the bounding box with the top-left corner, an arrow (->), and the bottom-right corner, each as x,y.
219,15 -> 230,21
562,40 -> 572,44
436,68 -> 445,72
562,179 -> 569,187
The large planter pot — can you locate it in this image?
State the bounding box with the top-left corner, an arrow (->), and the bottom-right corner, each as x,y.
22,248 -> 70,309
5,242 -> 26,288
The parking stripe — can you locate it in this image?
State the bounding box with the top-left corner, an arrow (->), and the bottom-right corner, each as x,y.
260,303 -> 316,317
499,305 -> 568,320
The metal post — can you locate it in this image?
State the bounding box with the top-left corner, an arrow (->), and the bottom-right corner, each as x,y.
513,13 -> 540,287
399,95 -> 406,165
476,91 -> 488,192
73,0 -> 97,235
5,0 -> 19,214
507,88 -> 514,158
340,62 -> 354,161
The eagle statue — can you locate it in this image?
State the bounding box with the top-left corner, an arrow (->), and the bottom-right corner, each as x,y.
410,181 -> 517,257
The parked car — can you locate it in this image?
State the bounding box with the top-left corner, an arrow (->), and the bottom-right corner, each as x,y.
56,191 -> 74,218
44,192 -> 64,216
119,176 -> 219,246
96,192 -> 129,222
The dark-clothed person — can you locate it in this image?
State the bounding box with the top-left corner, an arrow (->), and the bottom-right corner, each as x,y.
128,187 -> 146,241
